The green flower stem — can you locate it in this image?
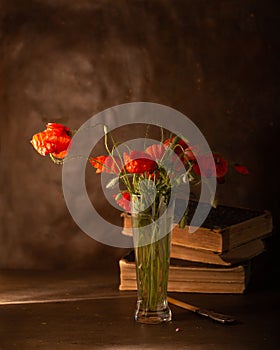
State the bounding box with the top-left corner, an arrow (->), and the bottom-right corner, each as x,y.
133,195 -> 172,313
135,232 -> 171,311
103,126 -> 122,174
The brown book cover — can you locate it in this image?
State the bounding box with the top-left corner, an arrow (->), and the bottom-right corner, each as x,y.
121,201 -> 272,253
119,251 -> 251,294
171,239 -> 265,266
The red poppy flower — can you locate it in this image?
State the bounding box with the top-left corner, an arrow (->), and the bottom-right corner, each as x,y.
145,144 -> 167,160
193,153 -> 228,180
46,123 -> 70,135
164,137 -> 188,151
123,151 -> 157,174
234,164 -> 249,175
164,137 -> 189,159
214,154 -> 229,178
164,137 -> 200,164
146,143 -> 189,172
114,191 -> 131,212
30,123 -> 71,158
89,156 -> 122,174
184,145 -> 200,161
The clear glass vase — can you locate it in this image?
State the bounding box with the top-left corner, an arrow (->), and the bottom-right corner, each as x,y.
131,194 -> 174,324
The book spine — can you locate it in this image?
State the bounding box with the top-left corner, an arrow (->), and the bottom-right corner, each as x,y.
119,280 -> 246,294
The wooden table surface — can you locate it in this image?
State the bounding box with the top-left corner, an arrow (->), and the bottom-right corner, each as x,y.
0,269 -> 279,349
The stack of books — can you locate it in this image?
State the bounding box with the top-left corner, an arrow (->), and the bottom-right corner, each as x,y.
119,200 -> 273,294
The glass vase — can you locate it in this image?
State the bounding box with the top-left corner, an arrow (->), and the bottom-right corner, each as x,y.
131,194 -> 174,324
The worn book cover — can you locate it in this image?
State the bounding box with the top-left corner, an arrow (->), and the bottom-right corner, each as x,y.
119,251 -> 251,294
171,239 -> 265,266
121,200 -> 272,253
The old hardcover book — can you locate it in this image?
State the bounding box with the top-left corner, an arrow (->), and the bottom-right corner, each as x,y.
119,252 -> 250,294
121,200 -> 272,253
171,239 -> 265,266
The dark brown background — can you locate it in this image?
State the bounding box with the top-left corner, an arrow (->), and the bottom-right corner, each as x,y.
0,0 -> 279,286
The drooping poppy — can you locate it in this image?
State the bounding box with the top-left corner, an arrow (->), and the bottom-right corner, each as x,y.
30,123 -> 71,158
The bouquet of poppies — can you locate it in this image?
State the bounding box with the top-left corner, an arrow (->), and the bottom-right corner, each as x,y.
31,122 -> 248,222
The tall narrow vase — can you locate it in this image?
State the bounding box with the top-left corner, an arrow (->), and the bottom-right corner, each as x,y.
131,194 -> 174,324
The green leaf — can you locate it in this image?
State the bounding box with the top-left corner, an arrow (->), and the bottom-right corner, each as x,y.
114,192 -> 122,200
106,176 -> 119,189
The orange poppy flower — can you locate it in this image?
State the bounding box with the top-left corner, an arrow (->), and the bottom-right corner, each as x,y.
145,144 -> 167,160
30,123 -> 71,158
89,156 -> 122,174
